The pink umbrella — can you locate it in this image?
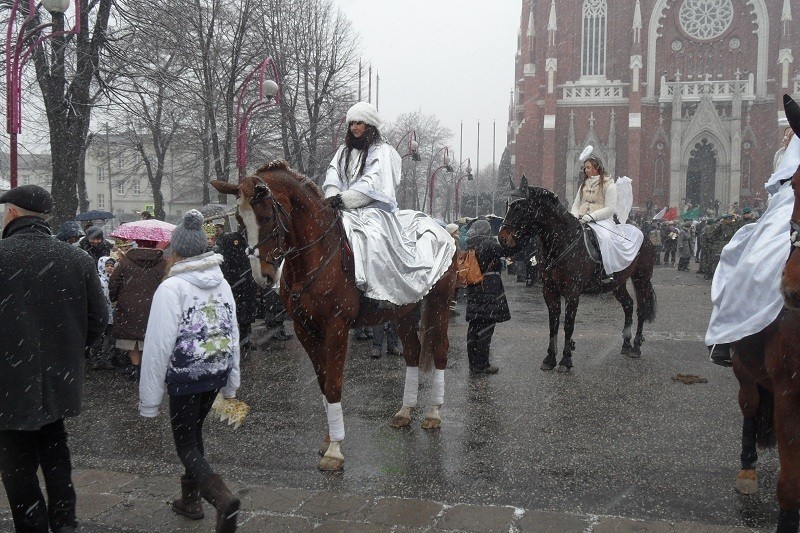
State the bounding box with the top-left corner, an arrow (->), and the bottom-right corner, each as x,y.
110,219 -> 176,243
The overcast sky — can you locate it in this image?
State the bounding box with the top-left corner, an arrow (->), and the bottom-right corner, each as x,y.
334,0 -> 521,173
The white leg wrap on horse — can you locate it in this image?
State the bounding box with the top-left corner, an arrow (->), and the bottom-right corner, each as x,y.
431,369 -> 445,406
403,366 -> 419,407
326,401 -> 345,441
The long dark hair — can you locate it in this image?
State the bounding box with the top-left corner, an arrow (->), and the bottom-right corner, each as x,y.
580,156 -> 608,194
339,124 -> 382,181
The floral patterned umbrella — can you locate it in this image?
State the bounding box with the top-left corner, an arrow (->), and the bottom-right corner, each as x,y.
109,219 -> 176,242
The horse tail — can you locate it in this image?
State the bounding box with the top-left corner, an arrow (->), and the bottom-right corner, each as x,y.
637,279 -> 657,323
756,384 -> 777,449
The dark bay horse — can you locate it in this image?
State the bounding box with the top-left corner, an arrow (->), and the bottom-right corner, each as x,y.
212,161 -> 457,471
731,96 -> 800,533
498,186 -> 657,372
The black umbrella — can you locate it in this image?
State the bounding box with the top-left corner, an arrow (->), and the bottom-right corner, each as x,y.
75,210 -> 114,221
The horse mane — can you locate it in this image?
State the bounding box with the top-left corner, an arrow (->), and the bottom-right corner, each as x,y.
529,187 -> 577,226
255,159 -> 323,200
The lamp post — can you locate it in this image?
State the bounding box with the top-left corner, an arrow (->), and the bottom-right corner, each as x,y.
5,0 -> 80,189
396,130 -> 421,161
236,56 -> 281,182
426,147 -> 453,217
453,158 -> 473,219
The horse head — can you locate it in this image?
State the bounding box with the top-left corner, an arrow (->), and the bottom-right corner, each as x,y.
498,186 -> 562,253
211,161 -> 295,288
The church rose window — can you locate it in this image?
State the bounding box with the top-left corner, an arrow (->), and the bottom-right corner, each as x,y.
679,0 -> 734,41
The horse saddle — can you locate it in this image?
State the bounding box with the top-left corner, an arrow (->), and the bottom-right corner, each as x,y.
582,225 -> 603,264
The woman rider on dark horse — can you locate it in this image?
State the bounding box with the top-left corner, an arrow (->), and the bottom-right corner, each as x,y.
569,148 -> 643,283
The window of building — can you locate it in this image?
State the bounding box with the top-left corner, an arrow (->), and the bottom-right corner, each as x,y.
118,180 -> 125,195
654,155 -> 665,196
97,166 -> 105,182
581,0 -> 607,78
97,194 -> 105,209
133,179 -> 141,195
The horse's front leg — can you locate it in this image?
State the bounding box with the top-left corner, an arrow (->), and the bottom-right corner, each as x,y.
558,293 -> 579,373
732,356 -> 761,496
391,312 -> 421,428
317,319 -> 349,472
541,284 -> 560,371
613,284 -> 635,357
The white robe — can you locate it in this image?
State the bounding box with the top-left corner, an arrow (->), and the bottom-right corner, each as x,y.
705,135 -> 800,346
323,142 -> 455,305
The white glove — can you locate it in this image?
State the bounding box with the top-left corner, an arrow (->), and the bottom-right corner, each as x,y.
581,214 -> 595,223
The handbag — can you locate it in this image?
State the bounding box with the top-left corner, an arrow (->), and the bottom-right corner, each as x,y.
456,249 -> 484,288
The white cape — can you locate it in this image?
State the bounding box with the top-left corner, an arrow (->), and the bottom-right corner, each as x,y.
341,208 -> 456,306
705,134 -> 800,345
588,218 -> 644,275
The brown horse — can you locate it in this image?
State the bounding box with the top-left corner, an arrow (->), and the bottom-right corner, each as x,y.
212,161 -> 457,471
498,186 -> 657,372
730,98 -> 800,533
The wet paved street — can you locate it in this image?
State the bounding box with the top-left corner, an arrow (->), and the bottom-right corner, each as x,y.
1,263 -> 781,531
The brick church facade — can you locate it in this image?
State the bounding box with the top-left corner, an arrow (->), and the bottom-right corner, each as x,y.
508,0 -> 798,213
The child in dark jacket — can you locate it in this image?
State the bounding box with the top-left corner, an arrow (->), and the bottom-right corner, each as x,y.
465,220 -> 511,374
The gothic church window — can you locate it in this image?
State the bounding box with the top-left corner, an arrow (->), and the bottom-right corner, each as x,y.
581,0 -> 607,78
679,0 -> 734,41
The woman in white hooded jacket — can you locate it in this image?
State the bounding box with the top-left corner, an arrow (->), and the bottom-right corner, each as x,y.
139,210 -> 241,533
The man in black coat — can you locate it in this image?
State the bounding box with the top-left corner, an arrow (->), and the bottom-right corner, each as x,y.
0,185 -> 108,533
216,227 -> 258,351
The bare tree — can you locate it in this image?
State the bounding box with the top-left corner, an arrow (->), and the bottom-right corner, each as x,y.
384,111 -> 453,213
5,0 -> 115,226
254,0 -> 360,181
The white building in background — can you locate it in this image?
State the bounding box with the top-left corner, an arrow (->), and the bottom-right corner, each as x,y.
83,133 -> 209,223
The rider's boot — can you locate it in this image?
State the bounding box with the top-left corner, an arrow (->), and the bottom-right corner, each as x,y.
709,343 -> 732,367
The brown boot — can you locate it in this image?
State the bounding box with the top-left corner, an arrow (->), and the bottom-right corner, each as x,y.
171,475 -> 204,520
200,474 -> 240,533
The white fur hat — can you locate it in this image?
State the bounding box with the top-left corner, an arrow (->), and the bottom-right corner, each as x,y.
346,102 -> 382,130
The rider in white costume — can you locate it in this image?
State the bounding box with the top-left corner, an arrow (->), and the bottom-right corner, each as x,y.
706,125 -> 800,366
322,102 -> 455,306
570,147 -> 643,283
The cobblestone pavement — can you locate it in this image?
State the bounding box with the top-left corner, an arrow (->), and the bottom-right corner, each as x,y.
0,262 -> 781,532
0,467 -> 766,531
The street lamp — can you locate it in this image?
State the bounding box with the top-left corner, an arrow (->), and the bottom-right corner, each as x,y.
426,147 -> 453,216
5,0 -> 80,188
396,130 -> 421,161
236,56 -> 281,182
453,158 -> 473,219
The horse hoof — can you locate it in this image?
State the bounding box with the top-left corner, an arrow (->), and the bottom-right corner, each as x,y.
629,346 -> 642,358
318,456 -> 344,472
541,363 -> 555,371
556,365 -> 572,374
735,469 -> 758,495
390,416 -> 412,428
421,417 -> 441,430
318,436 -> 331,456
621,345 -> 631,355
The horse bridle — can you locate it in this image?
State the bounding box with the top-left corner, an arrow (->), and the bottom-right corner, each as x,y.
500,197 -> 584,272
791,220 -> 800,249
245,178 -> 293,268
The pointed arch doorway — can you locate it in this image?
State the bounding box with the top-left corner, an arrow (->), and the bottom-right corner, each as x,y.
686,138 -> 717,211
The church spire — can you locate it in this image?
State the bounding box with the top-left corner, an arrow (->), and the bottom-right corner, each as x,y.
527,2 -> 535,37
547,0 -> 557,45
783,0 -> 793,23
632,0 -> 642,43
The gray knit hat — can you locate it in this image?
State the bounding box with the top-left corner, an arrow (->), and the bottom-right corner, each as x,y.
172,210 -> 207,258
